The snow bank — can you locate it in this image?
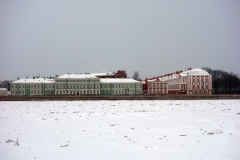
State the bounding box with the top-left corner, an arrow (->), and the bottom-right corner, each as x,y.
0,100 -> 240,160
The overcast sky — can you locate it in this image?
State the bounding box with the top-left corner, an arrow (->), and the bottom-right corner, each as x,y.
1,0 -> 240,80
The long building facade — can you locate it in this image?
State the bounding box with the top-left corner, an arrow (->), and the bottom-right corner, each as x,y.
143,68 -> 212,95
10,72 -> 142,96
10,68 -> 212,96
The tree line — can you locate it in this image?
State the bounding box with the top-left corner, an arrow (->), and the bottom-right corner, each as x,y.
202,67 -> 240,94
0,80 -> 12,91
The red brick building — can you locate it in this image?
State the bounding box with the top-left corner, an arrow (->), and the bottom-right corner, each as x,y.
143,68 -> 212,95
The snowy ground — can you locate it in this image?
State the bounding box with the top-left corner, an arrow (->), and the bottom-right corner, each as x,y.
0,100 -> 240,160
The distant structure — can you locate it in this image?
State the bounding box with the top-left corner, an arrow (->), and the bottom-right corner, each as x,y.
10,70 -> 142,96
143,68 -> 212,95
0,80 -> 12,91
96,70 -> 127,78
9,68 -> 213,96
0,88 -> 8,96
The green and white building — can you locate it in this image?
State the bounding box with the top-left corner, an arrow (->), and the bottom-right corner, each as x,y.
100,79 -> 142,95
11,78 -> 55,96
10,73 -> 142,96
55,73 -> 100,96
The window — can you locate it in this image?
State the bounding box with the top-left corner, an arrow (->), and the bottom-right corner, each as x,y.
192,85 -> 195,89
206,85 -> 208,89
192,79 -> 194,82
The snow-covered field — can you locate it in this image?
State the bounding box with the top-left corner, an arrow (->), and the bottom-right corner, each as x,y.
0,100 -> 240,160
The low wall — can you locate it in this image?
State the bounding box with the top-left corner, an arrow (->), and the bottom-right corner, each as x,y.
0,94 -> 240,101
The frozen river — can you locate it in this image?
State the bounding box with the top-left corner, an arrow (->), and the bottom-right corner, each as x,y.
0,100 -> 240,160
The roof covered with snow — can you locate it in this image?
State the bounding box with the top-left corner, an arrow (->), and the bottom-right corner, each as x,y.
0,88 -> 8,91
92,72 -> 115,76
100,78 -> 141,83
146,68 -> 210,82
180,68 -> 210,76
12,78 -> 55,84
57,72 -> 114,79
57,74 -> 98,79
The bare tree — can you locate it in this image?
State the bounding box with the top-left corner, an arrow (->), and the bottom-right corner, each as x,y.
202,67 -> 240,94
132,71 -> 141,81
